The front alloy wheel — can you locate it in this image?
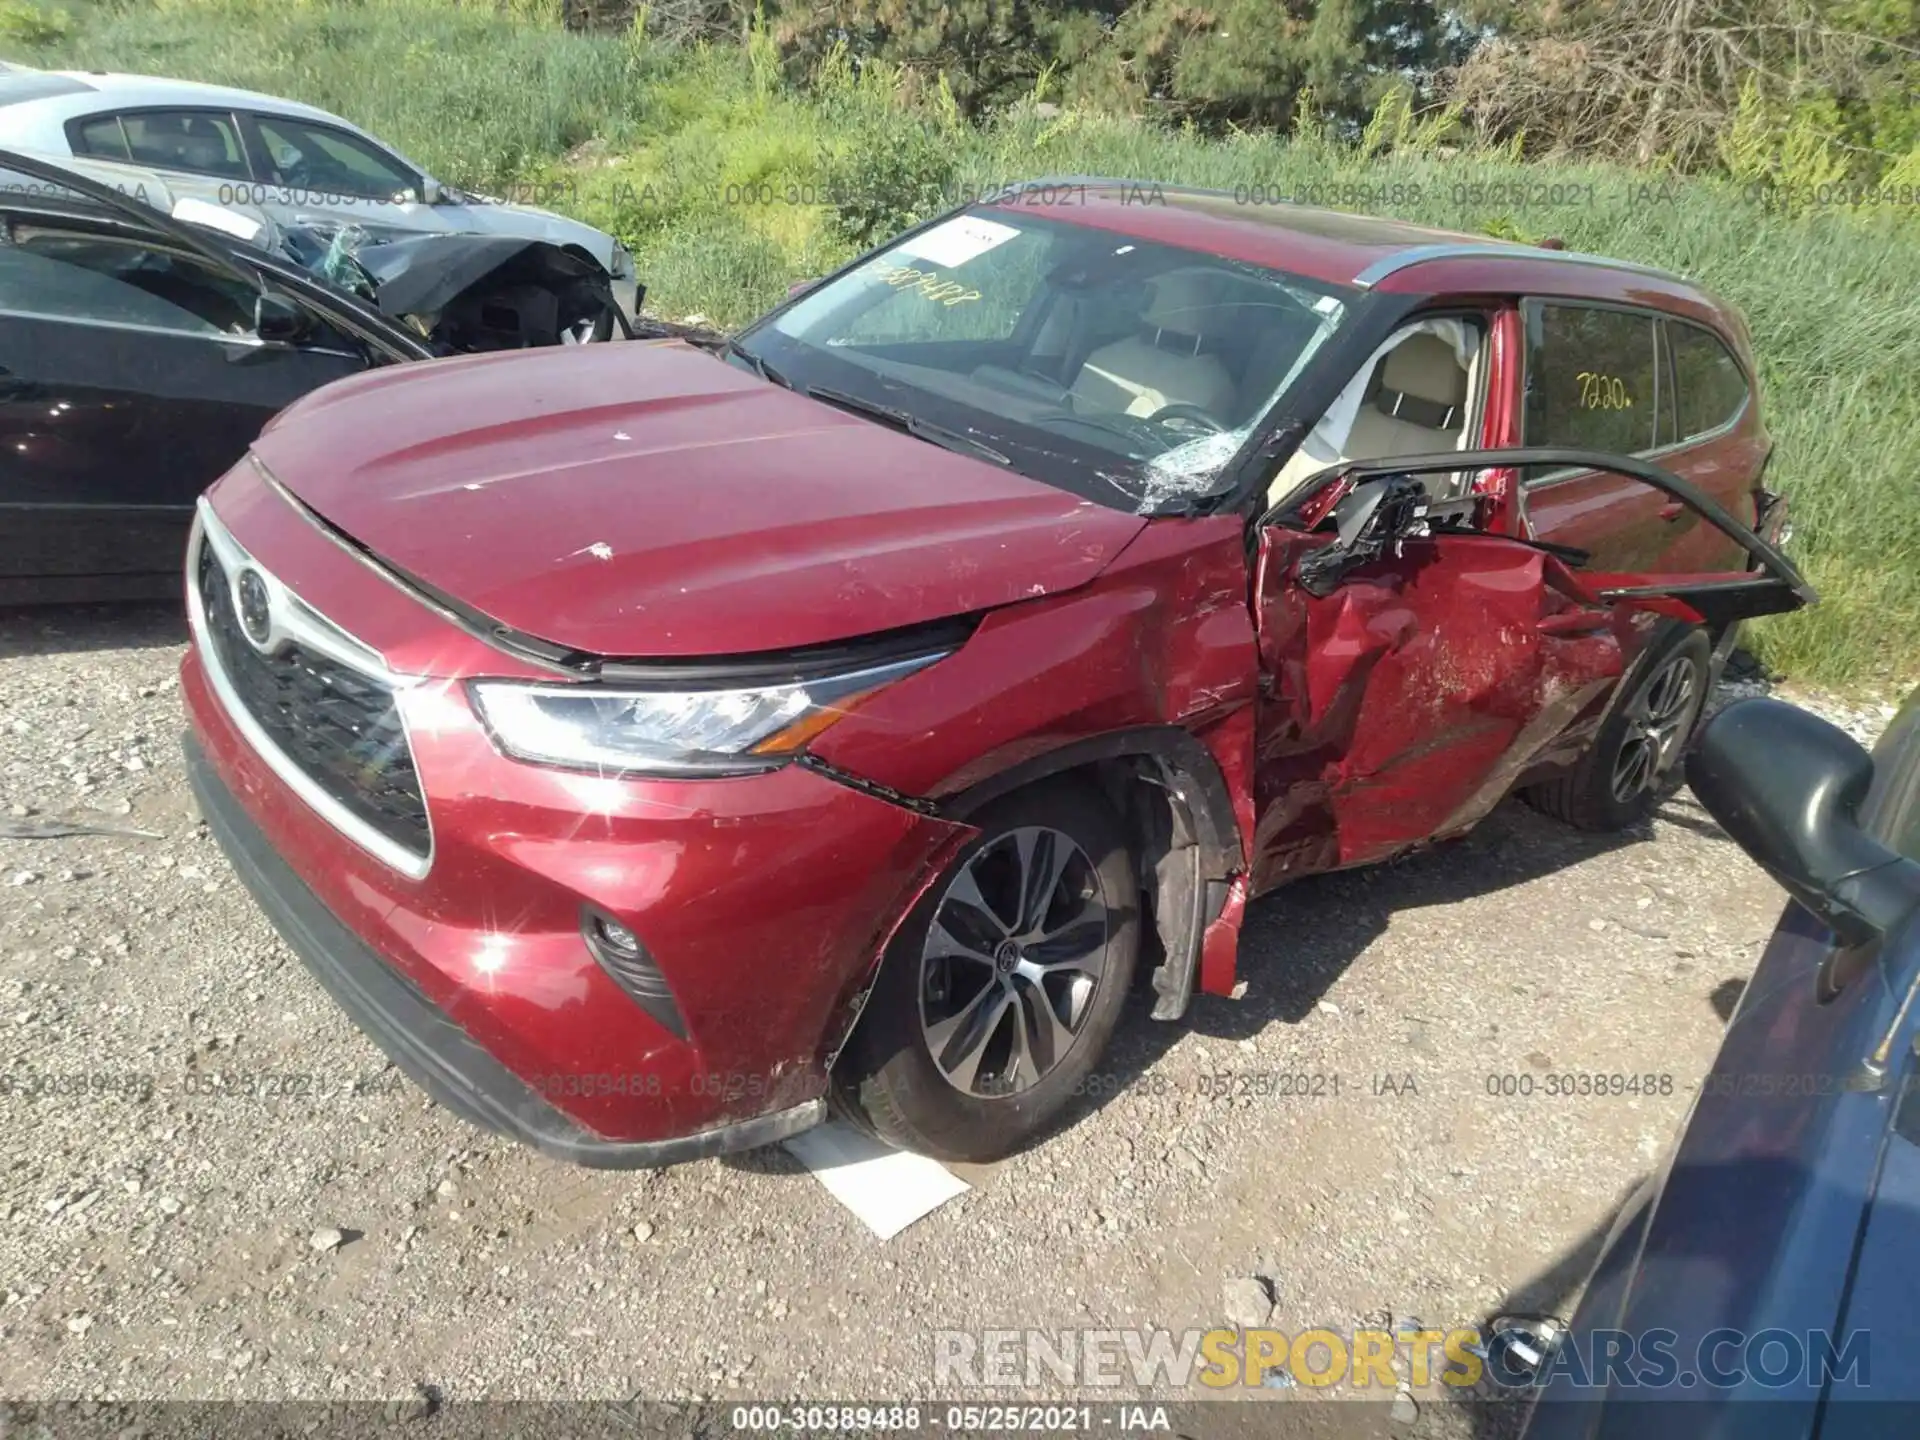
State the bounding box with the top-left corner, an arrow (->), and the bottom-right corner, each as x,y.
919,827 -> 1110,1098
838,780 -> 1140,1162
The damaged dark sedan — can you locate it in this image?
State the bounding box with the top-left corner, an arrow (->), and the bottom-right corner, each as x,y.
0,149 -> 645,603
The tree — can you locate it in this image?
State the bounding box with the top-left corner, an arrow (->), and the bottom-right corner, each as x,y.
1064,0 -> 1464,130
775,0 -> 1110,116
1446,0 -> 1920,175
772,1 -> 1462,128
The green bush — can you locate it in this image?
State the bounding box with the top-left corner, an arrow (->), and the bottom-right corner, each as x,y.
818,119 -> 959,248
0,0 -> 72,44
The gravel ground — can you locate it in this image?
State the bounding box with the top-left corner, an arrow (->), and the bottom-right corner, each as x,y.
0,603 -> 1899,1426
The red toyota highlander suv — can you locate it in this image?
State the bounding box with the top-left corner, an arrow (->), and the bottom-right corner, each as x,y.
180,182 -> 1808,1165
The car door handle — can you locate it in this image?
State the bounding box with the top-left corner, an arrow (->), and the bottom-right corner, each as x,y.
1658,502 -> 1687,522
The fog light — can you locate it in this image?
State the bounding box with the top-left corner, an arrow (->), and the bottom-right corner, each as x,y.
580,906 -> 687,1039
593,914 -> 641,955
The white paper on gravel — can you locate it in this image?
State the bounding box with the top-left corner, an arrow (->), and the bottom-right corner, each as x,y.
784,1121 -> 970,1240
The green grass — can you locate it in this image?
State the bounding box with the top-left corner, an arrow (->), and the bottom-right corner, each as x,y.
9,0 -> 1917,690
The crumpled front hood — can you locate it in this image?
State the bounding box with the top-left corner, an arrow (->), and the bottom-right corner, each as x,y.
252,342 -> 1146,657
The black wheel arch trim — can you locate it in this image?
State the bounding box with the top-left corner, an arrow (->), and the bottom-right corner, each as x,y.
915,724 -> 1247,1025
932,724 -> 1247,883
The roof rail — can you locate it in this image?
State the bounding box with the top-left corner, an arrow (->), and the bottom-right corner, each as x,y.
981,183 -> 1689,290
1352,242 -> 1687,289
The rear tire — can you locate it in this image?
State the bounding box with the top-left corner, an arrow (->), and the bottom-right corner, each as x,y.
1526,623 -> 1712,832
837,779 -> 1139,1163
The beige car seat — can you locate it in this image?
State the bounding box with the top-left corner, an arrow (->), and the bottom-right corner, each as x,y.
1266,328 -> 1477,506
1346,334 -> 1469,460
1068,271 -> 1236,422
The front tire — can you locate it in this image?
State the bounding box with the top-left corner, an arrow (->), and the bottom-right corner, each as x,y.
556,281 -> 615,343
838,780 -> 1139,1162
1526,622 -> 1712,831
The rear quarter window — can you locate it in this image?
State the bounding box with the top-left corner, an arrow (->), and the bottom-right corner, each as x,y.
70,116 -> 132,162
1669,322 -> 1751,440
1523,302 -> 1660,454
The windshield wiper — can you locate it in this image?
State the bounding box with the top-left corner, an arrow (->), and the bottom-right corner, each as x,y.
722,335 -> 793,390
803,385 -> 1011,467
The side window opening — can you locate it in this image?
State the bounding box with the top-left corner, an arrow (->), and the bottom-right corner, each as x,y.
0,227 -> 259,336
1265,315 -> 1488,506
252,116 -> 416,201
117,111 -> 251,181
69,115 -> 132,163
1669,320 -> 1751,442
1522,302 -> 1661,461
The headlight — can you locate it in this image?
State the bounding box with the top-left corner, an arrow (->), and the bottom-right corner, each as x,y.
468,653 -> 943,777
610,241 -> 635,280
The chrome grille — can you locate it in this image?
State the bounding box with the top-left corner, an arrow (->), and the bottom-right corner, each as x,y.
191,512 -> 431,873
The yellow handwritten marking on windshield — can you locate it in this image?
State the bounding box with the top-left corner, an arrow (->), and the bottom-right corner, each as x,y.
863,260 -> 983,307
1576,371 -> 1633,410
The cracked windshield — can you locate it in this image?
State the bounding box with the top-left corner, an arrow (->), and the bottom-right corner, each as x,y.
746,207 -> 1351,512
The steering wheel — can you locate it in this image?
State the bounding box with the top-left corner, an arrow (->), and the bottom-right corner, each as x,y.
1146,402 -> 1227,433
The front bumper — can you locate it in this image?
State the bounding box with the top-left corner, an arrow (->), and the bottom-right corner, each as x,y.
185,733 -> 824,1168
611,274 -> 640,327
179,472 -> 975,1162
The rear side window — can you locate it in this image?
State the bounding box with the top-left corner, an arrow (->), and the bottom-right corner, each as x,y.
1523,303 -> 1660,455
1669,322 -> 1750,440
70,115 -> 132,162
117,110 -> 251,181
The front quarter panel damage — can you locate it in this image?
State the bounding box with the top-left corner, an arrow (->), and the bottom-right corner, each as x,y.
809,514 -> 1259,999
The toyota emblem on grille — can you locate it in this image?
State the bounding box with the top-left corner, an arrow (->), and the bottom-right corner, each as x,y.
236,568 -> 273,649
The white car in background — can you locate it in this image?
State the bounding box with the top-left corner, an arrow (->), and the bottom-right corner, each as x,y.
0,67 -> 638,330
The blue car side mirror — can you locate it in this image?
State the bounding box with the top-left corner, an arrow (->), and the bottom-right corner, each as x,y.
1688,698 -> 1920,947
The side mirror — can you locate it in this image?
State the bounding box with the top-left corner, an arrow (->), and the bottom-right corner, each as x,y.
1294,474 -> 1426,597
254,292 -> 310,344
1687,699 -> 1920,946
415,177 -> 444,205
1328,474 -> 1419,549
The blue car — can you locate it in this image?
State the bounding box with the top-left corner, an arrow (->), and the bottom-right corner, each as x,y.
1514,689 -> 1920,1436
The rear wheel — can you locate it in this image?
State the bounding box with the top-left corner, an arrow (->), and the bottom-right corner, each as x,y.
1526,623 -> 1712,831
838,780 -> 1139,1162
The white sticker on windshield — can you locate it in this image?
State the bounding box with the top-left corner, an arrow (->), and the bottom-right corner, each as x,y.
894,215 -> 1020,269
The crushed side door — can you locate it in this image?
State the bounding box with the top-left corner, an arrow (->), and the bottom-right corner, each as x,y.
1247,448 -> 1813,890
